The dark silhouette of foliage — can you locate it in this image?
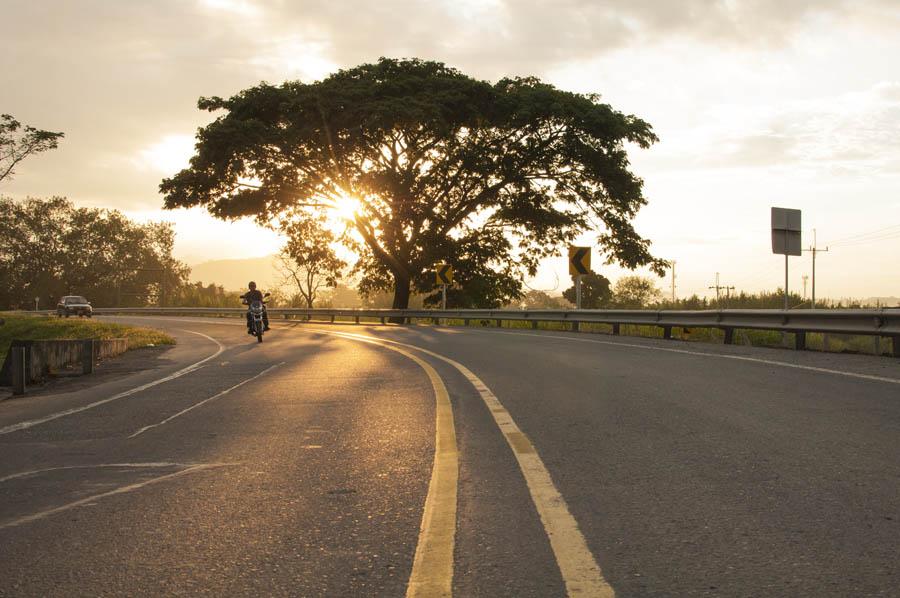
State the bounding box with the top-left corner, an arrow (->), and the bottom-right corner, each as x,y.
0,114 -> 64,183
162,58 -> 665,308
173,281 -> 242,307
0,197 -> 189,309
563,271 -> 612,308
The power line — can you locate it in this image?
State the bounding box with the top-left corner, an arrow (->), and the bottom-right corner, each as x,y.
831,230 -> 900,248
826,223 -> 900,246
522,271 -> 560,293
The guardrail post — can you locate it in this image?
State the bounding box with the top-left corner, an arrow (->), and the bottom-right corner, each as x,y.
612,323 -> 620,335
330,315 -> 335,324
495,319 -> 502,328
11,346 -> 26,395
464,319 -> 470,326
572,321 -> 579,332
531,321 -> 538,330
723,328 -> 734,344
354,316 -> 360,325
82,339 -> 94,374
662,326 -> 672,340
380,316 -> 386,325
432,317 -> 439,325
891,335 -> 899,358
795,332 -> 807,351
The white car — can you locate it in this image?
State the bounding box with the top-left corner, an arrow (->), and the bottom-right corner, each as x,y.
56,296 -> 93,318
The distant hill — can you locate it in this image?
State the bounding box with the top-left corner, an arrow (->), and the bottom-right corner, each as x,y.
188,255 -> 281,291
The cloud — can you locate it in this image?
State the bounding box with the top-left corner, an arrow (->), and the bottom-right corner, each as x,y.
237,0 -> 900,76
1,0 -> 898,212
704,81 -> 900,172
718,133 -> 799,166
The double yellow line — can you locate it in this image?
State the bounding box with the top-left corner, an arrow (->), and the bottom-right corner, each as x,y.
318,333 -> 458,597
306,328 -> 614,598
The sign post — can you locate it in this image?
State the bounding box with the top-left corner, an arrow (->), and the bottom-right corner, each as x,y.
568,247 -> 591,309
435,264 -> 453,310
771,207 -> 802,310
576,276 -> 582,310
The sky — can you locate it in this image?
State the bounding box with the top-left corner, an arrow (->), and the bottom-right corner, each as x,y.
2,0 -> 899,300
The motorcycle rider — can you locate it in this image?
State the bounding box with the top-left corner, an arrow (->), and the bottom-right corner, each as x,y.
240,281 -> 270,334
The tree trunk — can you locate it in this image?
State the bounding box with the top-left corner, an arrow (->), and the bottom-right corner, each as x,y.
390,273 -> 411,322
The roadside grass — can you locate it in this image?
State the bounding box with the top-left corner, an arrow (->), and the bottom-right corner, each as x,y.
0,313 -> 174,363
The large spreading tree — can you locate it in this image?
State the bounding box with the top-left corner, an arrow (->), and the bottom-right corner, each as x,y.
161,58 -> 666,309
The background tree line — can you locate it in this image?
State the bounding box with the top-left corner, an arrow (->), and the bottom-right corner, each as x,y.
0,197 -> 189,310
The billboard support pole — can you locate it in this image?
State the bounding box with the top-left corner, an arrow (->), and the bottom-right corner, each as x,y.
772,207 -> 801,312
784,254 -> 789,310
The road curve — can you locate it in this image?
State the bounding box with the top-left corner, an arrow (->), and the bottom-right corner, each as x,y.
1,316 -> 897,597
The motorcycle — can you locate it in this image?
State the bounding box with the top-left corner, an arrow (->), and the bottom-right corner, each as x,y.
244,292 -> 270,343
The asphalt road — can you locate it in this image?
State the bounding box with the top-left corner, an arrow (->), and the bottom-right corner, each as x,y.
1,316 -> 898,597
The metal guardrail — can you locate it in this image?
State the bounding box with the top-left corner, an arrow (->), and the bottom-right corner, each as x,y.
86,306 -> 900,357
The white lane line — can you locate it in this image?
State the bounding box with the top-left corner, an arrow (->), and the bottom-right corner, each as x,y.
0,330 -> 225,436
128,362 -> 284,438
0,463 -> 232,531
457,329 -> 900,386
308,328 -> 612,598
0,462 -> 213,484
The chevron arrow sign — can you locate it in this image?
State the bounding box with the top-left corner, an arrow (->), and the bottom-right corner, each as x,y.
568,247 -> 590,276
435,263 -> 453,285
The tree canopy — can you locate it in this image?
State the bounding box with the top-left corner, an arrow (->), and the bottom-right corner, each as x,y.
612,275 -> 662,308
162,58 -> 666,308
0,114 -> 64,183
563,271 -> 612,308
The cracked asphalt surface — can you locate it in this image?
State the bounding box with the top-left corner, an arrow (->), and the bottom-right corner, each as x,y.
1,316 -> 898,597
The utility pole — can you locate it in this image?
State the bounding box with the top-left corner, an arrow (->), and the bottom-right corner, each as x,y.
708,273 -> 734,305
709,272 -> 721,302
670,260 -> 676,303
575,275 -> 582,309
803,229 -> 829,309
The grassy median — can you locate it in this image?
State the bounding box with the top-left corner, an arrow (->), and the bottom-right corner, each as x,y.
0,313 -> 175,363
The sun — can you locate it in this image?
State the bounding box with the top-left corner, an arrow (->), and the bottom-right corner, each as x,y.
322,193 -> 365,237
332,193 -> 362,222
